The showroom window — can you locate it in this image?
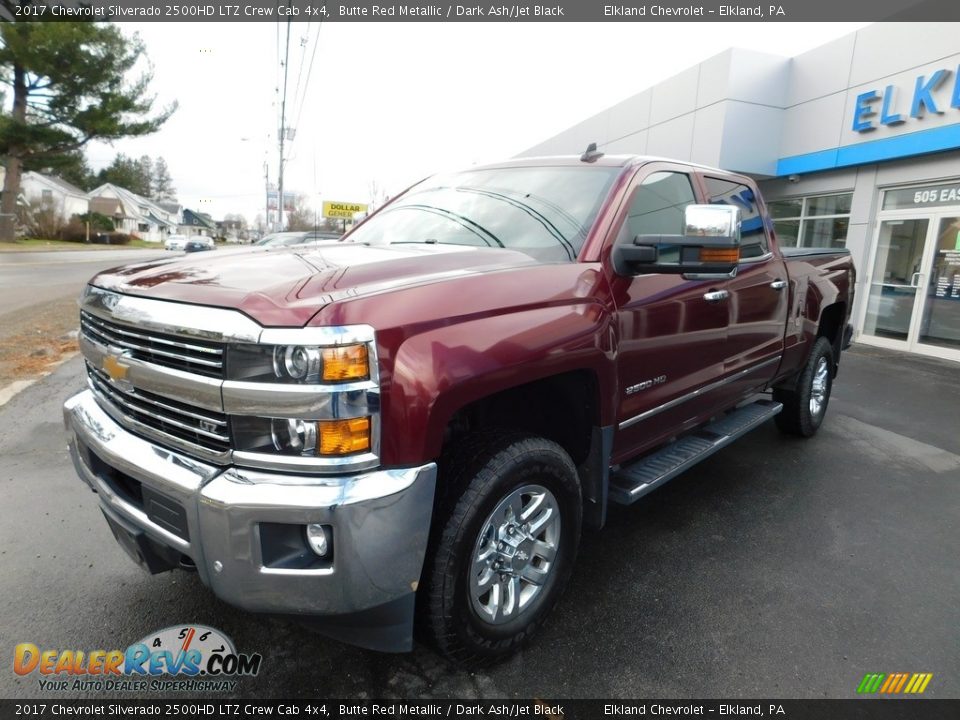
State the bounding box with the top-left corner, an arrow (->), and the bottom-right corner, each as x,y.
768,193 -> 852,248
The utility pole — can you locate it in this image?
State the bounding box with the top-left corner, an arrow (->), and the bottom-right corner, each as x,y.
264,161 -> 270,234
277,17 -> 292,232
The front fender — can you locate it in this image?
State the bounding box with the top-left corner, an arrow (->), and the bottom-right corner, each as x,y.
380,303 -> 616,465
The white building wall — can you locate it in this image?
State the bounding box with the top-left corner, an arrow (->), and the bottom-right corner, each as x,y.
520,47 -> 789,176
519,23 -> 960,179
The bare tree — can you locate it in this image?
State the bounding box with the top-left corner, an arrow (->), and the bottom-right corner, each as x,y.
223,212 -> 249,241
286,195 -> 315,231
367,179 -> 390,212
17,198 -> 68,239
152,156 -> 176,201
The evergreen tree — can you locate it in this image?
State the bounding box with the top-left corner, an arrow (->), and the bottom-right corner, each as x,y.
96,153 -> 151,197
23,148 -> 93,190
0,17 -> 175,240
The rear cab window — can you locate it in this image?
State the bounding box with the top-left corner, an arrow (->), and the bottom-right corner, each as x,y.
702,176 -> 770,259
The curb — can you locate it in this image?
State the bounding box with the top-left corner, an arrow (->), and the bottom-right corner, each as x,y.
0,351 -> 79,409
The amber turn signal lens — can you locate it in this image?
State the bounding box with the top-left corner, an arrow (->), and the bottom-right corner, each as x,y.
699,247 -> 740,263
318,417 -> 371,456
321,344 -> 369,382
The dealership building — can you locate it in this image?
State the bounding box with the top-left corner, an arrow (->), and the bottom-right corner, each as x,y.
520,22 -> 960,363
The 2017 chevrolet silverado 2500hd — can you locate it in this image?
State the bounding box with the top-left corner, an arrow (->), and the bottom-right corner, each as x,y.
63,152 -> 854,663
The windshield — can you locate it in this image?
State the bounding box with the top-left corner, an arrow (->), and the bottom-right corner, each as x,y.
345,166 -> 619,261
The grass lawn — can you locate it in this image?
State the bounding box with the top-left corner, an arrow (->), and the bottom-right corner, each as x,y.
0,237 -> 162,251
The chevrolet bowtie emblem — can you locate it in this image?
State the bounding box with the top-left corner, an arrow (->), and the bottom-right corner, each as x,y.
102,353 -> 130,383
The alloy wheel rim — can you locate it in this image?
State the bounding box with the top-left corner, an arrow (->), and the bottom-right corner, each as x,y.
809,357 -> 830,417
468,484 -> 561,626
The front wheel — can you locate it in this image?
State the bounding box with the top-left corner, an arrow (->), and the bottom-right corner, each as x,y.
422,433 -> 582,665
774,336 -> 834,437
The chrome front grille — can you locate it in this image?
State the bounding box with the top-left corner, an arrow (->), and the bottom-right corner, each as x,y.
78,287 -> 382,474
80,310 -> 224,379
86,362 -> 231,456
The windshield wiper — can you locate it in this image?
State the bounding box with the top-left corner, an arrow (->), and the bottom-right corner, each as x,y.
391,204 -> 505,248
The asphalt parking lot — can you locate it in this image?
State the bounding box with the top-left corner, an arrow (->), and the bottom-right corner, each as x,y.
1,344 -> 958,700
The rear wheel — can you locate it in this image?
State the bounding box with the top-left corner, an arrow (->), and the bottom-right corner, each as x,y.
774,336 -> 834,437
422,432 -> 581,665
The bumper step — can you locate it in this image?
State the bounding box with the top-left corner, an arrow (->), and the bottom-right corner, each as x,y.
609,399 -> 782,505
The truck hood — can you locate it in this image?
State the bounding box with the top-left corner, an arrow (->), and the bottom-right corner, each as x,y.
90,243 -> 540,326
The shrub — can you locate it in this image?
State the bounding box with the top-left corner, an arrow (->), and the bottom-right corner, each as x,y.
59,228 -> 89,243
74,212 -> 116,232
18,204 -> 67,239
95,232 -> 132,245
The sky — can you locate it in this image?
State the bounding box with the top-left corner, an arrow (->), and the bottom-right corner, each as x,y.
83,21 -> 870,224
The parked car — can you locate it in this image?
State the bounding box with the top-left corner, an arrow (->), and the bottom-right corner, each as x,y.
164,234 -> 188,251
64,153 -> 854,664
184,240 -> 215,253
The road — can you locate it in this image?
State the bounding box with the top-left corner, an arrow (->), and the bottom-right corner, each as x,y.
0,250 -> 165,322
1,345 -> 957,699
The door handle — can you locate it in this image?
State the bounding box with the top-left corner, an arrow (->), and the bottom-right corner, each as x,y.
910,272 -> 924,288
703,290 -> 730,303
770,279 -> 787,291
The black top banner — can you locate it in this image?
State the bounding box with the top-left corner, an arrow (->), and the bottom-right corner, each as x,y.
1,0 -> 959,22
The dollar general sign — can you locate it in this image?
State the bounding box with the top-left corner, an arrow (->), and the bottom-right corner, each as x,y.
323,201 -> 367,219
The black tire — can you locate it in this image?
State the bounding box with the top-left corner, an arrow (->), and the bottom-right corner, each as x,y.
774,336 -> 834,437
422,431 -> 582,665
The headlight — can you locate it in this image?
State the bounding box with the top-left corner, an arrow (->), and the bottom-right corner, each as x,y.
273,346 -> 321,382
227,343 -> 370,384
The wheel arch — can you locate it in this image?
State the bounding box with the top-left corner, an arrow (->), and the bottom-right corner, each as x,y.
380,306 -> 618,467
816,301 -> 847,374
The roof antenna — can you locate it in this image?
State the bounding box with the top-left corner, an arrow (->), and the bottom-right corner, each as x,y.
580,142 -> 604,163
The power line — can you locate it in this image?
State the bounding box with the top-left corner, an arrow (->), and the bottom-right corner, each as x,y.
287,21 -> 324,157
288,23 -> 310,129
277,9 -> 292,231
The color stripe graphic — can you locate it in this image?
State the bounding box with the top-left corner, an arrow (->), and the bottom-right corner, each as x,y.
857,672 -> 933,694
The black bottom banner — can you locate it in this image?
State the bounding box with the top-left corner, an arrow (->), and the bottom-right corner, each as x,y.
1,700 -> 958,720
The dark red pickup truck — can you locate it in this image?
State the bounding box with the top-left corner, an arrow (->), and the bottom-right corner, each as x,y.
64,153 -> 854,663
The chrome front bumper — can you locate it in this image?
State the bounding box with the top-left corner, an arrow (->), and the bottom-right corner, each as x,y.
63,389 -> 437,651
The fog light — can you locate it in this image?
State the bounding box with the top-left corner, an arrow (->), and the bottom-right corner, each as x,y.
305,524 -> 331,557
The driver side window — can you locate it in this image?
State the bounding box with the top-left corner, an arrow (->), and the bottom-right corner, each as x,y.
627,171 -> 697,235
624,171 -> 697,263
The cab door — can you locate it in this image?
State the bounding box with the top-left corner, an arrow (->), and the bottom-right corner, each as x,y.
606,164 -> 732,465
697,174 -> 788,399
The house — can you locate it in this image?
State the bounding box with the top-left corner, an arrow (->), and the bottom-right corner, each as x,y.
87,183 -> 178,243
0,168 -> 90,219
217,218 -> 245,243
180,209 -> 218,238
157,201 -> 183,225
